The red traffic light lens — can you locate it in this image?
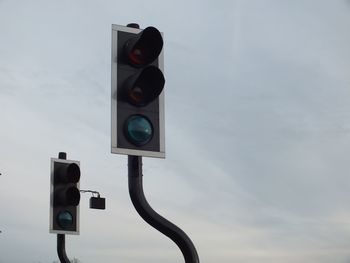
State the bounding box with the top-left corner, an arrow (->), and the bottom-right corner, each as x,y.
125,26 -> 163,67
129,48 -> 147,65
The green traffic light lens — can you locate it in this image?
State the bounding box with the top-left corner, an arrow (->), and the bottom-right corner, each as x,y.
57,211 -> 73,229
126,115 -> 153,146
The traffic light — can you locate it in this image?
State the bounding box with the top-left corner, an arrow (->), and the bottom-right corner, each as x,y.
111,25 -> 165,158
50,158 -> 80,235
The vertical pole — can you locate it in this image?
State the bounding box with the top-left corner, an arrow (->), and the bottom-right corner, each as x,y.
128,155 -> 200,263
56,152 -> 71,263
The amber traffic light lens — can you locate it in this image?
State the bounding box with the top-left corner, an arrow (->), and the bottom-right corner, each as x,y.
124,66 -> 165,106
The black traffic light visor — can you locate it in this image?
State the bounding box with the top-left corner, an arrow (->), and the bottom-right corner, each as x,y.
55,187 -> 81,206
123,66 -> 165,106
66,163 -> 80,183
66,187 -> 80,206
124,26 -> 163,67
56,163 -> 80,184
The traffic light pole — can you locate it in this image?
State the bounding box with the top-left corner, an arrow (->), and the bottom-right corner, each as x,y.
56,152 -> 71,263
128,155 -> 200,263
57,234 -> 70,263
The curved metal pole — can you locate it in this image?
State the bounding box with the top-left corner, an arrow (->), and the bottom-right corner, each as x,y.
56,152 -> 71,263
128,155 -> 200,263
57,234 -> 71,263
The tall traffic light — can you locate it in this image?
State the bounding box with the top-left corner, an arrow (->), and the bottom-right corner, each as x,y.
50,158 -> 80,234
111,25 -> 165,158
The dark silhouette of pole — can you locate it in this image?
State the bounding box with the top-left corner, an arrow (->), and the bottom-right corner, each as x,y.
128,155 -> 200,263
57,152 -> 71,263
57,233 -> 70,263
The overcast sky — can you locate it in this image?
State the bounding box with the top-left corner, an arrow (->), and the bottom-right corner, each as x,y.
1,0 -> 350,262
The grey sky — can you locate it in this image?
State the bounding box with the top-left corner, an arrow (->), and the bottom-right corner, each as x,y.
1,0 -> 350,262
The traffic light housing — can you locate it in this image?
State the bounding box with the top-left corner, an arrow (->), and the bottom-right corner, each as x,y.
50,158 -> 80,235
111,25 -> 165,158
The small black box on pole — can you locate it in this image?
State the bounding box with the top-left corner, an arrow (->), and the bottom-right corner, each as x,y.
89,197 -> 106,210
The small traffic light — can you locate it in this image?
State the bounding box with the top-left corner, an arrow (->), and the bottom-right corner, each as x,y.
50,158 -> 80,235
111,24 -> 165,158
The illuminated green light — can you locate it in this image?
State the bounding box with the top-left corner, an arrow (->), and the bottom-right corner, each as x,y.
126,115 -> 153,146
57,211 -> 73,229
